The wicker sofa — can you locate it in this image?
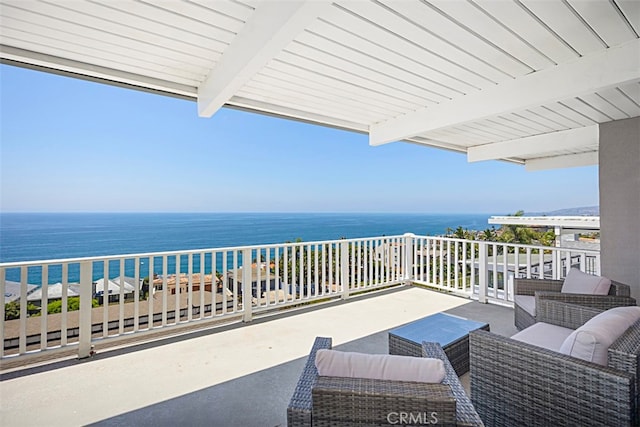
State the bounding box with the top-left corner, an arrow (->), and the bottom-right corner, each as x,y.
514,276 -> 635,330
287,337 -> 483,426
471,301 -> 640,427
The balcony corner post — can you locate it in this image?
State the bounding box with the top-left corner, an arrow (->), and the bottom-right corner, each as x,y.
242,249 -> 253,322
78,261 -> 93,359
403,233 -> 415,286
340,240 -> 350,300
478,243 -> 488,303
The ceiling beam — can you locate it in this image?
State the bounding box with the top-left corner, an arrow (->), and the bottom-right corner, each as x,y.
525,152 -> 599,171
228,96 -> 369,133
467,125 -> 598,162
197,0 -> 332,118
1,45 -> 196,98
369,38 -> 640,146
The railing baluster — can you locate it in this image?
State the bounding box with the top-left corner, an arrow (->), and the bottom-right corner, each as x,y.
328,243 -> 333,293
242,248 -> 252,322
273,246 -> 280,301
470,241 -> 476,293
478,243 -> 488,303
299,245 -> 304,299
162,256 -> 168,327
60,262 -> 69,347
502,245 -> 508,301
462,240 -> 468,291
439,240 -> 444,287
292,245 -> 298,300
454,240 -> 459,290
198,253 -> 204,321
19,266 -> 27,355
148,255 -> 154,330
491,244 -> 498,296
103,260 -> 109,338
340,240 -> 349,300
222,251 -> 229,316
40,265 -> 48,350
134,257 -> 140,331
187,253 -> 193,322
306,244 -> 312,300
233,250 -> 239,312
175,255 -> 180,325
367,240 -> 373,287
119,259 -> 125,335
78,261 -> 92,359
314,244 -> 319,296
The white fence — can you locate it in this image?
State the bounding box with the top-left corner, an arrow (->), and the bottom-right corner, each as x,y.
0,234 -> 599,362
410,236 -> 600,306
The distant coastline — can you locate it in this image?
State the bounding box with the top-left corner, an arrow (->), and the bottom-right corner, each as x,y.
526,206 -> 599,216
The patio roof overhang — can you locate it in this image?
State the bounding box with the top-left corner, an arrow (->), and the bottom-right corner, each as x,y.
1,0 -> 638,170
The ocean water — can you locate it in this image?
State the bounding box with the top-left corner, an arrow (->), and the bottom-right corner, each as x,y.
0,212 -> 494,263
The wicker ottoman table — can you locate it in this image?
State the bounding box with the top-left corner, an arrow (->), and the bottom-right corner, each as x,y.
389,313 -> 489,376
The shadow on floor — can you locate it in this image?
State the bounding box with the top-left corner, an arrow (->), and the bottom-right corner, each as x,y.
87,300 -> 515,427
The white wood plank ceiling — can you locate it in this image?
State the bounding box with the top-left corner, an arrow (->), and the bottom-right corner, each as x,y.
1,0 -> 639,170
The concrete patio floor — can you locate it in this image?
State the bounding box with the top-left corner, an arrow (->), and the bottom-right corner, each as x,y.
0,286 -> 517,427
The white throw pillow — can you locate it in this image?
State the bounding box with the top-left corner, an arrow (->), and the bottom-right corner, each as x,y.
561,268 -> 611,295
559,306 -> 640,365
315,349 -> 445,383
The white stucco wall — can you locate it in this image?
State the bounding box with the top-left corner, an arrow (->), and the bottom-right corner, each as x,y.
599,117 -> 640,301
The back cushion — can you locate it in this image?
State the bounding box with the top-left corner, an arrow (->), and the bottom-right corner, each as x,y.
561,268 -> 611,295
315,349 -> 445,383
559,306 -> 640,365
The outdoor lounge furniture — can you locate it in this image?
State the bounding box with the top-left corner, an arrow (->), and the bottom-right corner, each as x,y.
287,336 -> 484,426
389,313 -> 489,376
514,269 -> 635,330
471,301 -> 640,427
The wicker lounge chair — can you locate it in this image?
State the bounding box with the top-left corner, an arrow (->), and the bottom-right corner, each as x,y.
514,276 -> 635,330
471,301 -> 640,427
287,337 -> 483,426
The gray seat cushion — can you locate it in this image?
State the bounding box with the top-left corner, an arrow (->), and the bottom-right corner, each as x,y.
511,322 -> 573,353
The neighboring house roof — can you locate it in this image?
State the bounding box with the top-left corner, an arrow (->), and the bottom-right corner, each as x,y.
94,277 -> 136,295
112,276 -> 142,288
153,273 -> 220,287
26,283 -> 80,302
4,280 -> 38,303
227,264 -> 280,284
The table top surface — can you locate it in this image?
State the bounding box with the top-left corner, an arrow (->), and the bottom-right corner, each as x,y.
389,312 -> 489,346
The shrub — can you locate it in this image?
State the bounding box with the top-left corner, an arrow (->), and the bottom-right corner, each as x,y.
47,297 -> 99,314
4,301 -> 41,320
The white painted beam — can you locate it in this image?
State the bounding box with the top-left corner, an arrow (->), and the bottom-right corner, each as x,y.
467,125 -> 598,162
525,152 -> 599,171
197,0 -> 332,118
370,38 -> 640,146
228,96 -> 369,133
1,45 -> 196,98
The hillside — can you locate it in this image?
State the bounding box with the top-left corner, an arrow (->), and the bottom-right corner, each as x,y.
526,206 -> 599,216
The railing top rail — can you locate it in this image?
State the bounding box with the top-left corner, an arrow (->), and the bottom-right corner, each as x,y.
411,235 -> 601,255
0,233 -> 601,268
0,234 -> 410,268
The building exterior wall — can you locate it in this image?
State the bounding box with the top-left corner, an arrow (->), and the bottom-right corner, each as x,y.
599,117 -> 640,301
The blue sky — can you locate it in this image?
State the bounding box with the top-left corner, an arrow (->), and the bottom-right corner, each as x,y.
0,64 -> 598,214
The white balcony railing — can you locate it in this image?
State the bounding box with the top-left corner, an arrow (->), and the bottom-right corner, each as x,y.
0,234 -> 600,363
